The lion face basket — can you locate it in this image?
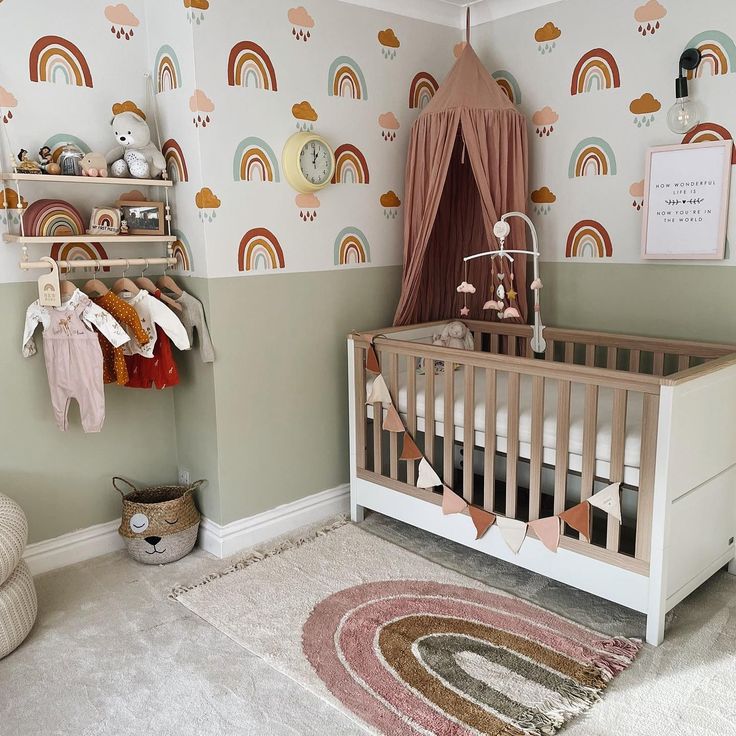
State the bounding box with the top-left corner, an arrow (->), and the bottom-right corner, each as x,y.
114,477 -> 204,564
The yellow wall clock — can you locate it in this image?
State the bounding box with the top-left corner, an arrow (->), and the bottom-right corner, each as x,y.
282,132 -> 335,193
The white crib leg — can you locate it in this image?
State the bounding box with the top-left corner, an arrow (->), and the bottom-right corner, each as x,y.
351,497 -> 365,523
727,557 -> 736,576
645,609 -> 666,646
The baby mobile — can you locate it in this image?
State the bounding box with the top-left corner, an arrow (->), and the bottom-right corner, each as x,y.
456,211 -> 546,354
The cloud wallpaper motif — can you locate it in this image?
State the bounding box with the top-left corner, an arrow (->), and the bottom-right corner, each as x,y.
476,0 -> 736,263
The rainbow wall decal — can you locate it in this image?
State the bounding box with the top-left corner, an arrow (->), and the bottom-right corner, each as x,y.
29,35 -> 93,87
682,122 -> 736,164
569,137 -> 617,177
162,139 -> 189,182
409,72 -> 438,109
50,242 -> 110,270
238,227 -> 285,272
23,199 -> 85,237
233,137 -> 280,182
43,133 -> 91,162
571,48 -> 620,94
171,229 -> 193,271
154,45 -> 182,92
334,227 -> 371,265
227,41 -> 278,90
565,220 -> 613,258
331,144 -> 369,184
328,56 -> 367,100
491,70 -> 521,105
686,31 -> 736,77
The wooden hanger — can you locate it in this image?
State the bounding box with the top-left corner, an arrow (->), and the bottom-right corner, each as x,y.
112,260 -> 140,297
59,266 -> 78,299
82,262 -> 109,298
136,261 -> 181,311
157,266 -> 183,298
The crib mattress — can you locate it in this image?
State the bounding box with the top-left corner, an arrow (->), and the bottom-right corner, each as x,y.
366,367 -> 643,482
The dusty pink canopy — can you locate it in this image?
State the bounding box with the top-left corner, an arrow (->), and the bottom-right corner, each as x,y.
393,44 -> 529,326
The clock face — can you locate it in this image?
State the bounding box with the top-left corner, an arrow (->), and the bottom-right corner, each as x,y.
299,139 -> 332,186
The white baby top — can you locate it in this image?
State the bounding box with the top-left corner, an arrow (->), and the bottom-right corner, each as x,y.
22,289 -> 129,357
119,289 -> 190,357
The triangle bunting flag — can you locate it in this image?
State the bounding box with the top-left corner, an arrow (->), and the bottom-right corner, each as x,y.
382,404 -> 404,433
560,501 -> 591,542
468,506 -> 496,539
366,374 -> 391,406
417,458 -> 442,489
442,487 -> 468,515
366,344 -> 381,374
588,482 -> 622,522
528,516 -> 561,553
400,433 -> 423,461
496,516 -> 528,554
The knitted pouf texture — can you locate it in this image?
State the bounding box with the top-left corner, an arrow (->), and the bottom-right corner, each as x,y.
0,494 -> 28,586
0,560 -> 37,659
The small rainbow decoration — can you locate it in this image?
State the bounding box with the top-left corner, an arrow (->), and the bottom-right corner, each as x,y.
571,48 -> 621,95
162,139 -> 189,182
334,227 -> 371,266
43,133 -> 91,162
227,41 -> 278,91
23,199 -> 85,237
171,229 -> 193,272
233,137 -> 280,182
565,220 -> 613,258
238,227 -> 285,272
331,144 -> 369,184
29,35 -> 93,88
491,70 -> 521,105
409,72 -> 438,109
154,45 -> 182,92
50,242 -> 110,270
328,56 -> 368,100
569,137 -> 617,177
686,31 -> 736,77
682,122 -> 736,164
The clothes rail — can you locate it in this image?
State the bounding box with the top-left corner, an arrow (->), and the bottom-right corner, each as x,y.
19,257 -> 178,270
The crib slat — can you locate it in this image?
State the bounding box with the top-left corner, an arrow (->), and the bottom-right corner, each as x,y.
473,330 -> 482,351
636,393 -> 659,562
677,354 -> 689,372
463,365 -> 474,503
580,384 -> 599,540
406,355 -> 417,485
372,351 -> 383,475
508,337 -> 518,357
629,349 -> 640,373
607,347 -> 618,370
653,352 -> 664,376
506,371 -> 520,518
483,368 -> 497,512
425,360 -> 435,465
585,344 -> 595,367
545,339 -> 554,362
554,380 -> 571,515
529,375 -> 544,521
443,362 -> 454,487
354,345 -> 367,471
564,342 -> 574,364
389,353 -> 399,480
490,333 -> 500,355
607,388 -> 627,552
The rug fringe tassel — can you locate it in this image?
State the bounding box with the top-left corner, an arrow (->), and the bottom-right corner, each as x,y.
591,636 -> 643,682
169,516 -> 349,598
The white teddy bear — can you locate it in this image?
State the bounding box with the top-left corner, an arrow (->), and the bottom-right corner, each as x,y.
106,102 -> 166,179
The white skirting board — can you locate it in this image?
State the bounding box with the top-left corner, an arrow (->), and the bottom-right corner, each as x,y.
23,484 -> 350,575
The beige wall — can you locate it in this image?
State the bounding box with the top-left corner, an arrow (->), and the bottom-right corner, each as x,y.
0,283 -> 179,544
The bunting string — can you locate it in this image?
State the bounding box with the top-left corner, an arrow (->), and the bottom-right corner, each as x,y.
363,340 -> 623,555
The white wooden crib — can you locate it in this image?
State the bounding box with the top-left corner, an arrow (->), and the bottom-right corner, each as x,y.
347,320 -> 736,645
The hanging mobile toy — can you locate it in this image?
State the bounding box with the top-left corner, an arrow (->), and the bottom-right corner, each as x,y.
456,260 -> 475,317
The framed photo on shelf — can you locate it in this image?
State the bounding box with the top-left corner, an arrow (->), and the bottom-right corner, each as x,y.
117,200 -> 165,236
641,140 -> 733,260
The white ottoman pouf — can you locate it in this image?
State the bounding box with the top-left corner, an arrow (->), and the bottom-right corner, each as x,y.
0,494 -> 27,586
0,560 -> 37,659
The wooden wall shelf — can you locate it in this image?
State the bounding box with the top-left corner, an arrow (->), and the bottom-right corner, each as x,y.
0,173 -> 173,188
4,234 -> 176,244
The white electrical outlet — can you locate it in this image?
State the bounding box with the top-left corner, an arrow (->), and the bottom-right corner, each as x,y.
178,467 -> 191,486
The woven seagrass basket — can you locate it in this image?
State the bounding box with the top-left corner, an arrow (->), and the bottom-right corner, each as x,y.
114,477 -> 204,564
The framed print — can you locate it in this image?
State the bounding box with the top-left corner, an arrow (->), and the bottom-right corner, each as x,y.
117,200 -> 165,236
641,140 -> 732,259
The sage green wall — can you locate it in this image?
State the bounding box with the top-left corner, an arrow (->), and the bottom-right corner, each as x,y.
0,283 -> 179,544
206,266 -> 402,524
540,263 -> 736,343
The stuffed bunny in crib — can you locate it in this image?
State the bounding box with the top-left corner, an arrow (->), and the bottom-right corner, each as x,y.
432,321 -> 474,351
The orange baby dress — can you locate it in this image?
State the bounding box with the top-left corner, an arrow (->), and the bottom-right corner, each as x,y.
92,291 -> 150,385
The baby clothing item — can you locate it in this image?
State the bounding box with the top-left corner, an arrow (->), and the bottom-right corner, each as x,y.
119,289 -> 190,357
172,291 -> 215,363
22,290 -> 129,432
92,291 -> 150,385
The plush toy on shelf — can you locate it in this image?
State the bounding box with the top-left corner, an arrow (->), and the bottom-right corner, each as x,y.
80,152 -> 108,177
106,101 -> 165,179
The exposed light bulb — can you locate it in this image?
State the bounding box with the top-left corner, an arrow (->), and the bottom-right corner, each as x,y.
667,96 -> 700,135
